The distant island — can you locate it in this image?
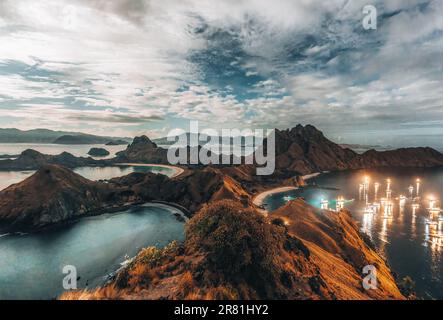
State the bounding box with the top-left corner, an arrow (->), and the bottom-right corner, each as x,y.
0,128 -> 131,145
87,148 -> 110,157
105,140 -> 128,146
53,135 -> 113,145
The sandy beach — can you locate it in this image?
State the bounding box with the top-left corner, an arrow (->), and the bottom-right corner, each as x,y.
116,163 -> 185,178
253,186 -> 298,207
302,172 -> 321,180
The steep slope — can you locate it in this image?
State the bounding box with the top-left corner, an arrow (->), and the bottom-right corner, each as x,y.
0,165 -> 124,232
263,125 -> 443,175
0,165 -> 249,232
131,166 -> 250,213
272,125 -> 357,175
272,199 -> 404,299
87,148 -> 110,157
61,200 -> 404,300
210,175 -> 250,207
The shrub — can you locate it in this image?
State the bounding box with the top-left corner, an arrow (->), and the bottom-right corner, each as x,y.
185,200 -> 287,297
134,241 -> 179,268
116,241 -> 180,289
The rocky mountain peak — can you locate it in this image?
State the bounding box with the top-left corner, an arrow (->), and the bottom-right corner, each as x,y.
131,135 -> 157,149
30,164 -> 91,186
20,149 -> 44,158
0,164 -> 110,232
115,135 -> 167,164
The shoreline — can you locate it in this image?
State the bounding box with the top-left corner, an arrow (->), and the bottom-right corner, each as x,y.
253,186 -> 298,207
115,163 -> 185,178
0,201 -> 188,236
252,171 -> 326,209
302,172 -> 323,180
0,164 -> 185,192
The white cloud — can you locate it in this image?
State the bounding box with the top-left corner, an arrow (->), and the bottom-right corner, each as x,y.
0,0 -> 442,144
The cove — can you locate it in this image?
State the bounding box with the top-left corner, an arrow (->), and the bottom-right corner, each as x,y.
0,203 -> 185,300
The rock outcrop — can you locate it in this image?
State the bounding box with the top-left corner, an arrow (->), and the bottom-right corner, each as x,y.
87,147 -> 110,157
271,125 -> 357,174
115,135 -> 168,164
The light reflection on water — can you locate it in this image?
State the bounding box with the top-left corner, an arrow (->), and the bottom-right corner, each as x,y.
263,167 -> 443,299
362,213 -> 373,239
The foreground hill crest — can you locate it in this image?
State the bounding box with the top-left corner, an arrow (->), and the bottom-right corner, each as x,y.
61,200 -> 405,300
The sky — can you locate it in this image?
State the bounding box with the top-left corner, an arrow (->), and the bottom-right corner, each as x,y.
0,0 -> 443,148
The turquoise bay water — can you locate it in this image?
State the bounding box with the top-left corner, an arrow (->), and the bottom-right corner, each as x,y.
263,168 -> 443,299
0,144 -> 182,299
0,143 -> 177,191
0,204 -> 185,300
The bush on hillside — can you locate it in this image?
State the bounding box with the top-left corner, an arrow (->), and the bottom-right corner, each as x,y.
185,200 -> 289,297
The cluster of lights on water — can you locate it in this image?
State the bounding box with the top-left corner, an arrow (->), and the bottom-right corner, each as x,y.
281,175 -> 443,242
357,176 -> 443,254
276,170 -> 443,298
356,176 -> 442,225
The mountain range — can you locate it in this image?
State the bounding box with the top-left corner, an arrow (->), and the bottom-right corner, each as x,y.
2,124 -> 443,177
267,125 -> 443,175
0,128 -> 130,144
2,123 -> 437,300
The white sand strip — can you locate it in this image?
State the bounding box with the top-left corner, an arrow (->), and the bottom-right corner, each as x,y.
253,186 -> 298,207
301,171 -> 328,180
302,172 -> 320,180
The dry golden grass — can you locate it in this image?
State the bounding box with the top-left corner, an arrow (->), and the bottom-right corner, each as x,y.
60,285 -> 122,300
60,199 -> 405,301
178,272 -> 194,297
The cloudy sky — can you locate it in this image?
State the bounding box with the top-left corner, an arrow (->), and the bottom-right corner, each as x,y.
0,0 -> 442,148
